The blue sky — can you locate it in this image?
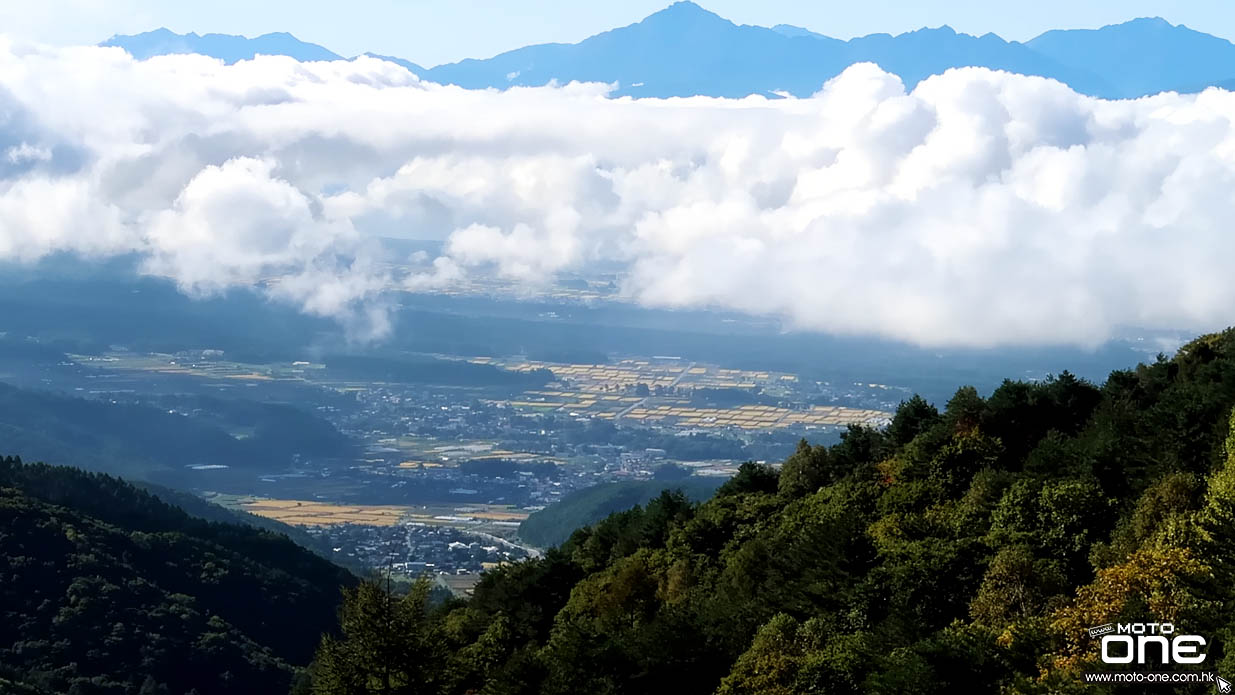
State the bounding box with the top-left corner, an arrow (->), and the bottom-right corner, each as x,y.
5,0 -> 1235,67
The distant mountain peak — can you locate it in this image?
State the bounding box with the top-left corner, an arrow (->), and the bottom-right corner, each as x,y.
1027,15 -> 1235,97
663,1 -> 708,13
898,24 -> 962,38
102,26 -> 180,43
101,27 -> 342,64
1038,16 -> 1184,36
1124,16 -> 1174,28
642,1 -> 731,27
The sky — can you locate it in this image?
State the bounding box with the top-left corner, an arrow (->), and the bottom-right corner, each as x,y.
4,0 -> 1235,66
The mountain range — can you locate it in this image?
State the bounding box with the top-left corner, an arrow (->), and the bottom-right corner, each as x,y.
101,2 -> 1235,99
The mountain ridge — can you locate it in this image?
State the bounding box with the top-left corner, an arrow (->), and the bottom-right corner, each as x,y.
100,4 -> 1235,98
100,26 -> 341,63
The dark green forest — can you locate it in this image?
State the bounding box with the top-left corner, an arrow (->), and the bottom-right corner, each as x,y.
0,459 -> 356,694
305,328 -> 1235,694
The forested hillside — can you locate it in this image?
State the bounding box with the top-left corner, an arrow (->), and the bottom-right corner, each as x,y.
0,459 -> 357,694
132,480 -> 369,573
308,328 -> 1235,694
519,478 -> 723,549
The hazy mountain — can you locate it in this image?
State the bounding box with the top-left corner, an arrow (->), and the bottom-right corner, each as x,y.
843,25 -> 1111,95
361,51 -> 425,76
770,24 -> 825,40
101,27 -> 341,63
99,4 -> 1235,98
424,1 -> 843,98
421,3 -> 1111,97
1028,16 -> 1235,97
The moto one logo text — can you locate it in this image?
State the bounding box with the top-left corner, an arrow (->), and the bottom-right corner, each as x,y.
1099,623 -> 1208,665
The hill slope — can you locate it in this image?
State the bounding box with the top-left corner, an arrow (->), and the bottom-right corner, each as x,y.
306,327 -> 1235,693
519,477 -> 723,548
0,458 -> 356,694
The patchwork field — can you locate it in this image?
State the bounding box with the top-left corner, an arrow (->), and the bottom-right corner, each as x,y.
240,498 -> 413,526
475,356 -> 783,392
622,403 -> 889,429
376,437 -> 563,467
71,352 -> 293,383
207,493 -> 533,535
470,356 -> 892,429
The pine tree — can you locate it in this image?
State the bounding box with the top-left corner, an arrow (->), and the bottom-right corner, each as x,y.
311,577 -> 446,695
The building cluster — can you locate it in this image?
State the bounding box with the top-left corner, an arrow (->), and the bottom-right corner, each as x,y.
305,520 -> 530,577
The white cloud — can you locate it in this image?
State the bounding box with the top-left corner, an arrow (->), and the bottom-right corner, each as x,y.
1,39 -> 1234,347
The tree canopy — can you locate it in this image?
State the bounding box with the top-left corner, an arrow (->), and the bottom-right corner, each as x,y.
0,457 -> 357,694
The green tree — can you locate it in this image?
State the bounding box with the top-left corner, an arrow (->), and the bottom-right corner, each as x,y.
778,439 -> 834,498
311,579 -> 446,695
886,395 -> 941,448
944,386 -> 986,432
969,545 -> 1065,628
715,614 -> 804,695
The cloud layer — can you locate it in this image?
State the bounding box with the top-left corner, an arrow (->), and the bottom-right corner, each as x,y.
2,38 -> 1234,347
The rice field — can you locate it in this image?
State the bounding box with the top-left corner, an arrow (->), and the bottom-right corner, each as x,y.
380,438 -> 562,468
471,356 -> 893,429
69,352 -> 289,383
621,403 -> 889,429
242,498 -> 413,526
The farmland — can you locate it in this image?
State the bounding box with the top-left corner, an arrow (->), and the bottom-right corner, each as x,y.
228,496 -> 413,526
474,356 -> 893,429
208,493 -> 532,532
